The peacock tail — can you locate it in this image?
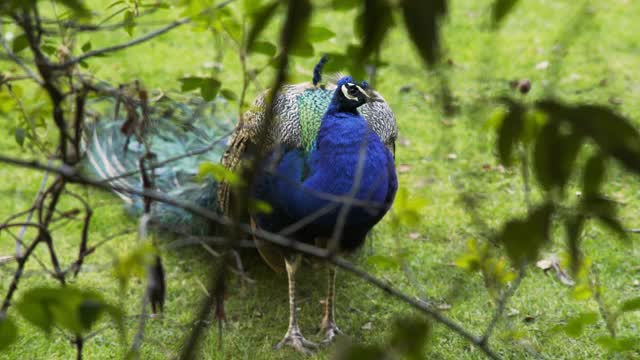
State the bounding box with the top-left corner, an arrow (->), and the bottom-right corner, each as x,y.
82,93 -> 234,235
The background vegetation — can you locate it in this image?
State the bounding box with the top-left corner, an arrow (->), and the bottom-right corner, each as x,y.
1,0 -> 640,359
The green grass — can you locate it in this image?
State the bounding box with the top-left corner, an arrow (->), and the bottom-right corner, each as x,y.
2,0 -> 640,359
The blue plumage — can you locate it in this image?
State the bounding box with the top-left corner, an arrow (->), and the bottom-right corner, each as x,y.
253,76 -> 397,250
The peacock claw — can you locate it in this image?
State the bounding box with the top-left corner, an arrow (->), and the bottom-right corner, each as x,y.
319,322 -> 344,345
274,329 -> 318,354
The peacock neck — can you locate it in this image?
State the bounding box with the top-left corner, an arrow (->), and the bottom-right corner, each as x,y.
298,88 -> 332,153
315,108 -> 371,159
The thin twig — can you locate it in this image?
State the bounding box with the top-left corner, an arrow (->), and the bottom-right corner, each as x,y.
0,155 -> 502,360
15,160 -> 52,257
0,28 -> 43,85
64,189 -> 93,276
49,0 -> 237,70
481,264 -> 526,345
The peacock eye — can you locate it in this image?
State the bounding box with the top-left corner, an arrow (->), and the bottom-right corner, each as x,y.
347,86 -> 358,95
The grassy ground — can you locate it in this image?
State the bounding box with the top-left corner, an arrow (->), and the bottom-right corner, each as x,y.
2,0 -> 640,359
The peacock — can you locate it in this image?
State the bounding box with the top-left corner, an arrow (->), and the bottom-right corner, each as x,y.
248,75 -> 398,352
82,57 -> 398,352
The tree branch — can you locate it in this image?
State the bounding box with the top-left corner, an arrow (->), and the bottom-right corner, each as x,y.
0,155 -> 501,359
49,0 -> 237,70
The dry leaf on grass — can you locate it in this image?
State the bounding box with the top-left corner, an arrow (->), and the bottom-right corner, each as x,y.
536,60 -> 549,70
536,255 -> 575,286
398,164 -> 412,173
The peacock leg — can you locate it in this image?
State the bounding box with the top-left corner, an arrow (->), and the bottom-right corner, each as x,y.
274,254 -> 317,353
319,264 -> 344,344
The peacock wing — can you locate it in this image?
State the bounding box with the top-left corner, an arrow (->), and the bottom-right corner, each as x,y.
218,83 -> 314,216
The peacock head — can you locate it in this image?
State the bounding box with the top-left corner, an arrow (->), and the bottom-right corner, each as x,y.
332,76 -> 382,111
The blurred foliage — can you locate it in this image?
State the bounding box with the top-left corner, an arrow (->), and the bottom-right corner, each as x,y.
16,286 -> 124,338
335,317 -> 431,360
1,0 -> 640,358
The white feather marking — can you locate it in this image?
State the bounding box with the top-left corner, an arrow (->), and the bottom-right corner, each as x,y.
355,85 -> 370,98
106,133 -> 128,176
94,128 -> 137,203
341,85 -> 358,101
88,128 -> 132,203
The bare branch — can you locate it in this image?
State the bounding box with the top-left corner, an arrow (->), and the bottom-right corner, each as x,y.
481,264 -> 526,345
0,155 -> 501,359
0,29 -> 44,85
49,0 -> 237,70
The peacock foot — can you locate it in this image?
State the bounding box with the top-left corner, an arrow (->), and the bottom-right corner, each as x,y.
274,328 -> 318,354
318,321 -> 344,345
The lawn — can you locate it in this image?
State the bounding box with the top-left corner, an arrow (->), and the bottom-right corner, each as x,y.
1,0 -> 640,359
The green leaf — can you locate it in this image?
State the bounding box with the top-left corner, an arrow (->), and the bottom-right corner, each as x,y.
0,316 -> 17,351
492,0 -> 520,28
620,297 -> 640,313
497,99 -> 525,167
580,196 -> 627,239
290,41 -> 314,58
565,215 -> 585,275
564,312 -> 598,337
41,44 -> 57,55
200,78 -> 221,101
113,241 -> 156,289
597,336 -> 637,352
307,26 -> 336,42
400,0 -> 447,67
78,300 -> 102,330
358,0 -> 394,61
390,187 -> 429,230
533,121 -> 583,191
335,344 -> 387,360
571,283 -> 592,300
217,10 -> 242,42
123,10 -> 135,36
499,203 -> 553,265
252,41 -> 277,57
455,239 -> 482,272
16,287 -> 122,335
12,34 -> 29,54
81,41 -> 92,53
197,161 -> 243,185
14,128 -> 26,147
391,318 -> 431,359
322,52 -> 350,73
220,88 -> 238,101
179,77 -> 204,92
537,101 -> 640,175
583,153 -> 606,196
249,199 -> 272,214
57,0 -> 90,17
245,1 -> 280,53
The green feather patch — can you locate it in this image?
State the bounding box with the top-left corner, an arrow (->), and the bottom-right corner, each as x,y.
298,88 -> 333,153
